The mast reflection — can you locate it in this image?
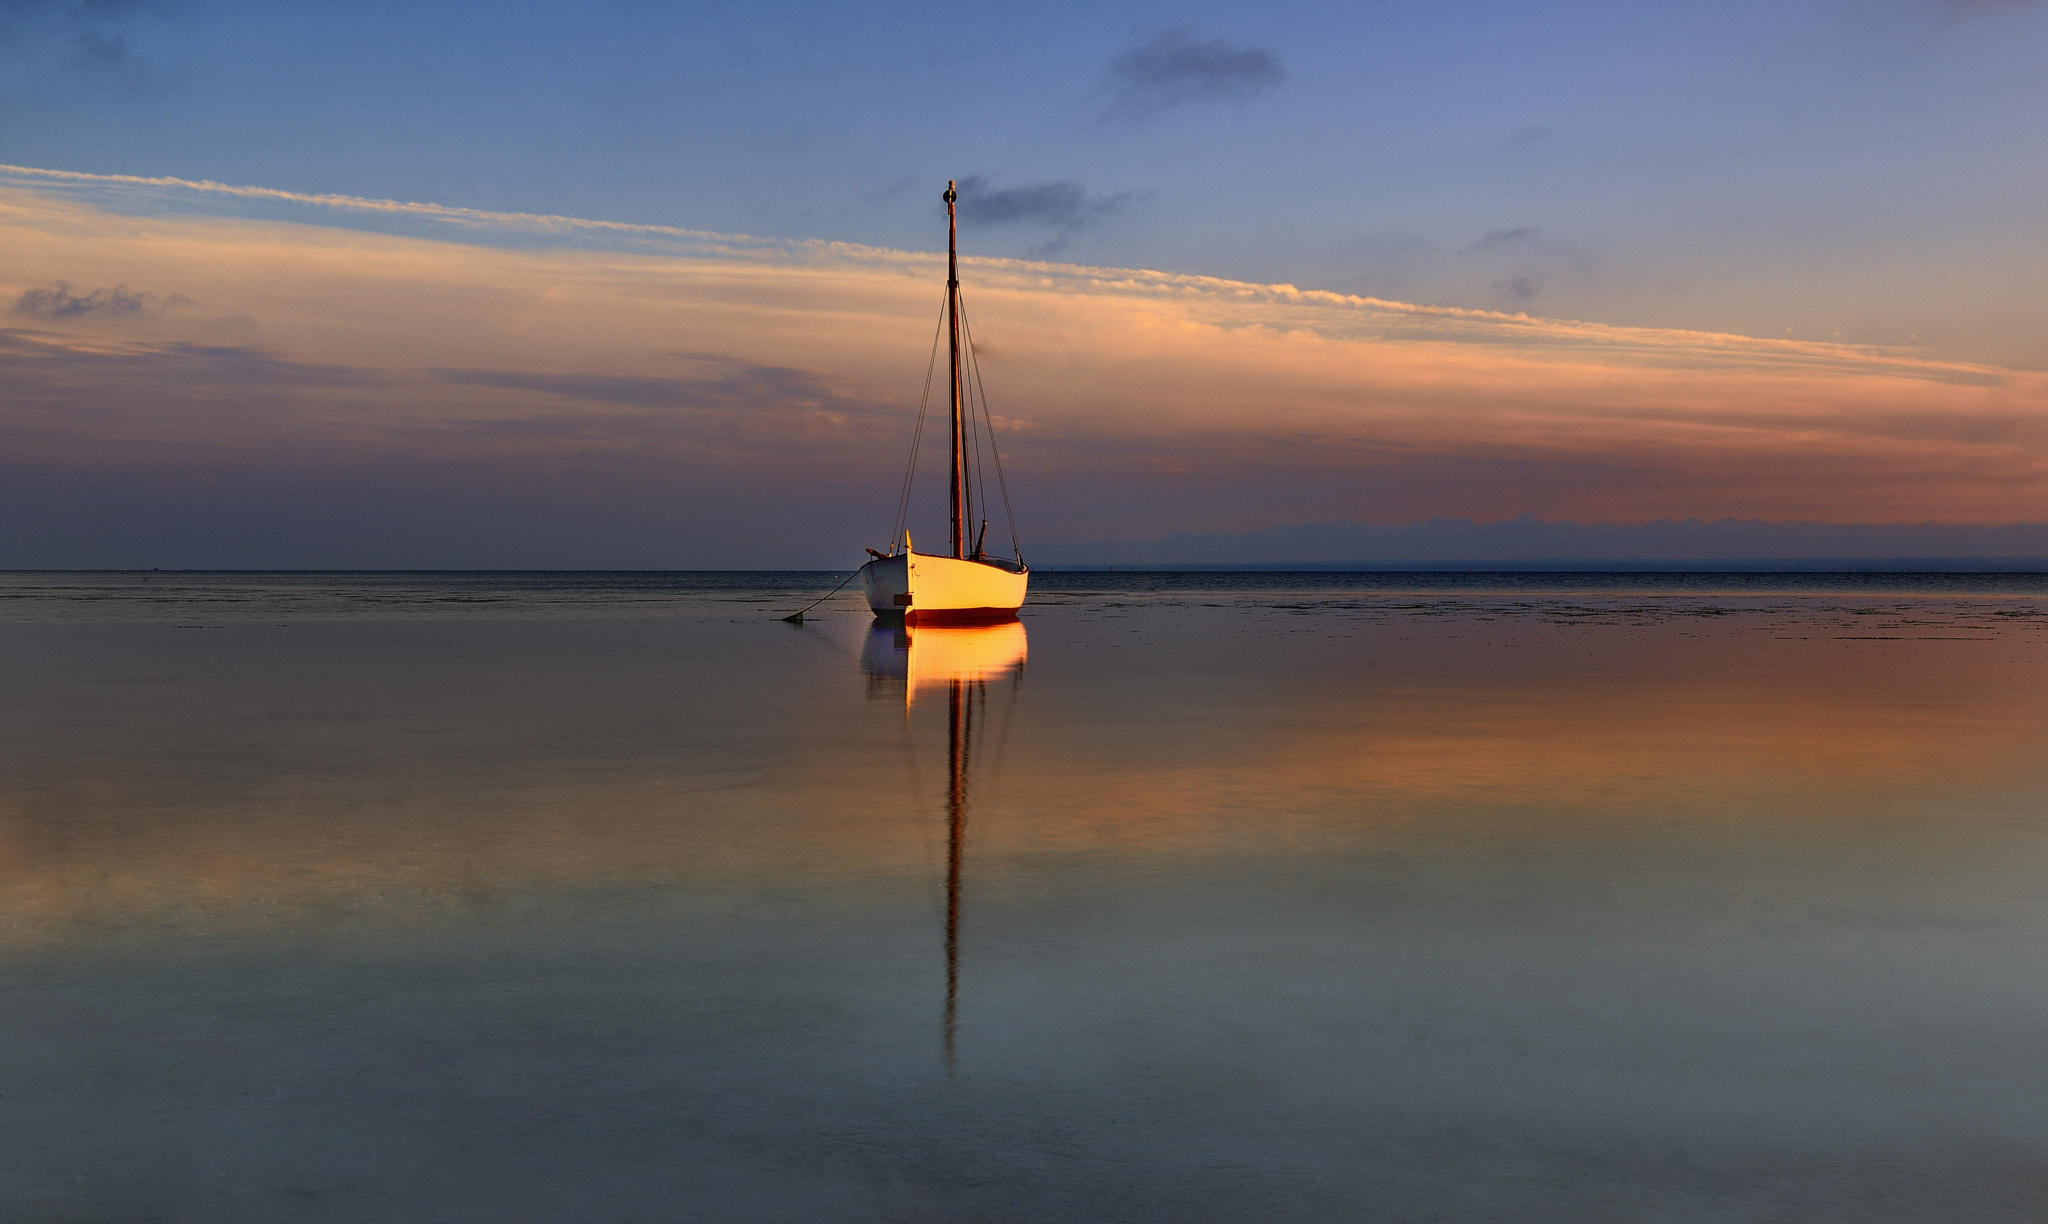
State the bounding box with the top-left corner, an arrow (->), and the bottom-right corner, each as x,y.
860,621 -> 1028,1073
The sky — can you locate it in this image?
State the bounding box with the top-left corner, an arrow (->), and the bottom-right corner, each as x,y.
2,0 -> 2046,567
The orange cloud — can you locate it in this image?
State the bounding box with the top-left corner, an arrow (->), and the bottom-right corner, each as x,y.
2,165 -> 2045,564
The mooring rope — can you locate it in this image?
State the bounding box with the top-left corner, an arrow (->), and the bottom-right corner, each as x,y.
780,569 -> 860,623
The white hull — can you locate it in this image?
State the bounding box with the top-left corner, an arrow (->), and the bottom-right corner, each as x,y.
859,551 -> 1028,622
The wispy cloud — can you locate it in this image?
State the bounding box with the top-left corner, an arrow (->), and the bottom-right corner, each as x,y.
0,162 -> 765,254
0,0 -> 168,17
1453,226 -> 1589,311
67,29 -> 126,65
0,0 -> 173,88
1498,125 -> 1557,156
1464,227 -> 1542,254
1498,275 -> 1543,305
1104,27 -> 1285,119
1936,0 -> 2041,16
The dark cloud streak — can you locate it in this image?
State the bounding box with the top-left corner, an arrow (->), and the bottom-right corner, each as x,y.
1465,226 -> 1542,254
955,177 -> 1130,228
68,27 -> 124,64
431,361 -> 878,417
13,281 -> 185,320
1104,27 -> 1284,119
952,176 -> 1137,257
0,327 -> 384,389
0,0 -> 173,89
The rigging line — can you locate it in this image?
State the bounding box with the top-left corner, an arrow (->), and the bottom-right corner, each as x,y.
956,295 -> 980,547
958,297 -> 992,521
957,296 -> 994,553
893,353 -> 932,548
962,323 -> 985,547
892,291 -> 950,549
892,377 -> 924,546
894,291 -> 949,546
960,296 -> 1023,560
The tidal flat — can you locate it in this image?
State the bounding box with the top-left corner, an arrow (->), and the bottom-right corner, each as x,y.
4,572 -> 2047,1222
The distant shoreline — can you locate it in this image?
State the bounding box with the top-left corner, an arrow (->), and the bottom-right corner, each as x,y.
5,560 -> 2048,575
1039,558 -> 2048,574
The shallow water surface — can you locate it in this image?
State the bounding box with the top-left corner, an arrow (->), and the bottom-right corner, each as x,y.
4,572 -> 2047,1221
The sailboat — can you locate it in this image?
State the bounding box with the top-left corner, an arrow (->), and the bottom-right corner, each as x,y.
858,180 -> 1029,623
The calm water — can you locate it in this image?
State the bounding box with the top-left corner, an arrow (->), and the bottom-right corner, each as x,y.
5,572 -> 2047,1221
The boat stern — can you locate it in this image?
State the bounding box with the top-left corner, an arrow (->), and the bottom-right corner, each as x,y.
859,552 -> 913,617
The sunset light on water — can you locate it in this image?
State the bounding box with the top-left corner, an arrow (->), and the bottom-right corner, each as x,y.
6,2 -> 2048,1218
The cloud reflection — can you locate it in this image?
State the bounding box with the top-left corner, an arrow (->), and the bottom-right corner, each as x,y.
4,593 -> 2046,940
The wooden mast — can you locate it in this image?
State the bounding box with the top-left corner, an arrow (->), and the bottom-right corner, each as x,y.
945,180 -> 966,560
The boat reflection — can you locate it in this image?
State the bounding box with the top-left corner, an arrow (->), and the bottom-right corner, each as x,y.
860,621 -> 1028,1073
859,620 -> 1027,709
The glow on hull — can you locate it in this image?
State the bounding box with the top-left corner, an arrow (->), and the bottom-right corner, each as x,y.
859,551 -> 1028,623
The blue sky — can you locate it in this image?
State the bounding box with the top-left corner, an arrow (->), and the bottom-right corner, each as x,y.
8,1 -> 2044,355
3,1 -> 2046,564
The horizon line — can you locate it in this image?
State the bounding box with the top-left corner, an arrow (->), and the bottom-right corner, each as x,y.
7,559 -> 2048,576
